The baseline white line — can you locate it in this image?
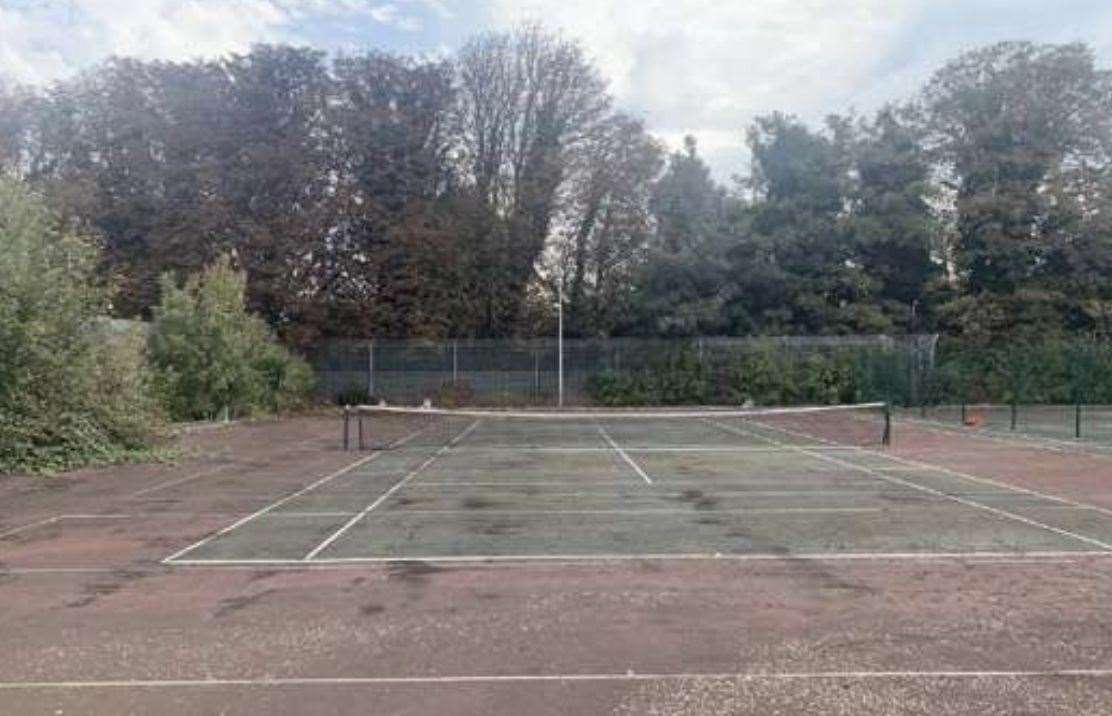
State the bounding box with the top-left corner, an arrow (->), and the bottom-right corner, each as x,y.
162,428 -> 426,564
303,420 -> 481,561
166,549 -> 1112,566
411,481 -> 638,487
713,420 -> 1112,551
4,669 -> 1112,689
377,508 -> 884,516
597,425 -> 652,485
14,551 -> 1112,573
447,445 -> 862,454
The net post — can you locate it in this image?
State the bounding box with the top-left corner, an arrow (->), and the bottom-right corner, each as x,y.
1010,401 -> 1017,431
882,402 -> 892,447
343,406 -> 351,451
960,401 -> 967,426
1076,402 -> 1082,440
357,409 -> 366,451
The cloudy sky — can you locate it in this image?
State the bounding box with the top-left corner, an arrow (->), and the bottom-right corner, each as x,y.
2,0 -> 1111,181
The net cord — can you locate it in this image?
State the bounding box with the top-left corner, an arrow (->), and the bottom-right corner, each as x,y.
351,402 -> 886,421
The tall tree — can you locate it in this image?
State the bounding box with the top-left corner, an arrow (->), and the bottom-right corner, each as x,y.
922,41 -> 1112,337
631,137 -> 734,336
454,24 -> 612,334
553,114 -> 663,336
847,106 -> 941,332
726,113 -> 887,334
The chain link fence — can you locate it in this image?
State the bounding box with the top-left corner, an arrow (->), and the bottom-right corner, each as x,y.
308,335 -> 940,408
906,338 -> 1112,441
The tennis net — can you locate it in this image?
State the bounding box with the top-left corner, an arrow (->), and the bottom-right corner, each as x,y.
343,402 -> 891,451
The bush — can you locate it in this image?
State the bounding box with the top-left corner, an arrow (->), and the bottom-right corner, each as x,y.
587,344 -> 875,407
335,382 -> 370,407
0,179 -> 166,473
149,256 -> 314,421
437,379 -> 475,408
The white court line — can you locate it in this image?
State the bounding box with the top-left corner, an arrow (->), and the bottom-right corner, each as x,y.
3,668 -> 1112,689
166,549 -> 1112,567
376,507 -> 884,516
14,551 -> 1112,573
303,420 -> 481,561
162,427 -> 427,564
447,445 -> 863,454
412,481 -> 640,487
128,463 -> 235,498
714,420 -> 1112,551
597,425 -> 653,485
0,515 -> 60,540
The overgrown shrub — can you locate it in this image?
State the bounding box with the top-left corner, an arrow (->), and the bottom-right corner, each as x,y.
0,179 -> 166,473
438,379 -> 475,408
149,256 -> 314,421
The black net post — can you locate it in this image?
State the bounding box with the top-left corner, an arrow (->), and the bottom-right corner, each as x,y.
358,410 -> 366,450
343,406 -> 351,451
1076,402 -> 1083,440
960,401 -> 967,426
883,403 -> 892,447
1010,401 -> 1018,431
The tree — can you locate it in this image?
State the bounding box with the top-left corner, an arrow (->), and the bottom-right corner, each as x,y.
725,113 -> 888,335
631,137 -> 734,336
922,41 -> 1112,337
0,178 -> 164,473
148,255 -> 313,420
552,114 -> 663,336
846,106 -> 941,331
454,24 -> 612,333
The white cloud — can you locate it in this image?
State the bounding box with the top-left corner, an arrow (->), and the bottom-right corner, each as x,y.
487,0 -> 915,181
0,0 -> 429,86
486,0 -> 1112,182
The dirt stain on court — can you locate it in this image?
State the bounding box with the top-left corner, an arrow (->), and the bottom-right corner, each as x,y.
65,569 -> 146,609
387,560 -> 446,580
212,588 -> 279,619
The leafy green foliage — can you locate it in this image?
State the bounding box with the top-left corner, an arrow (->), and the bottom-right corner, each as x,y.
1,36 -> 1110,345
149,256 -> 314,421
0,179 -> 166,474
586,344 -> 877,407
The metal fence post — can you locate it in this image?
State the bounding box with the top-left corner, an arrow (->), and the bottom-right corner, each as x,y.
366,340 -> 375,401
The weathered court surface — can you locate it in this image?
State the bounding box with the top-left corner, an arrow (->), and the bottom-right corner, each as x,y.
3,411 -> 1112,714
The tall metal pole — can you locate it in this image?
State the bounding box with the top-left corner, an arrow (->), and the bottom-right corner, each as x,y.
557,283 -> 564,408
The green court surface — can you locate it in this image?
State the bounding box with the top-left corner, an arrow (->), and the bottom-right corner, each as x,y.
164,410 -> 1112,565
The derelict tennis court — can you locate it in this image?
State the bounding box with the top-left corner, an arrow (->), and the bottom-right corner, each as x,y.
164,405 -> 1112,565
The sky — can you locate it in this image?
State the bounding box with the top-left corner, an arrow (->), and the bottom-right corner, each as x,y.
1,0 -> 1111,182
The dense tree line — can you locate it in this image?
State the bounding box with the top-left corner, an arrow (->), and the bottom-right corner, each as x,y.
1,31 -> 1110,344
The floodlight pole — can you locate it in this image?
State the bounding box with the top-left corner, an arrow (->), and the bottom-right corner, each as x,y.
557,282 -> 564,408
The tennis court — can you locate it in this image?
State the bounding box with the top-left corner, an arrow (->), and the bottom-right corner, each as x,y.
5,410 -> 1112,714
163,404 -> 1112,566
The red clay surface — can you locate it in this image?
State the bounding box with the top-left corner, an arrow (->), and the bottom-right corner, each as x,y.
2,414 -> 1112,714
